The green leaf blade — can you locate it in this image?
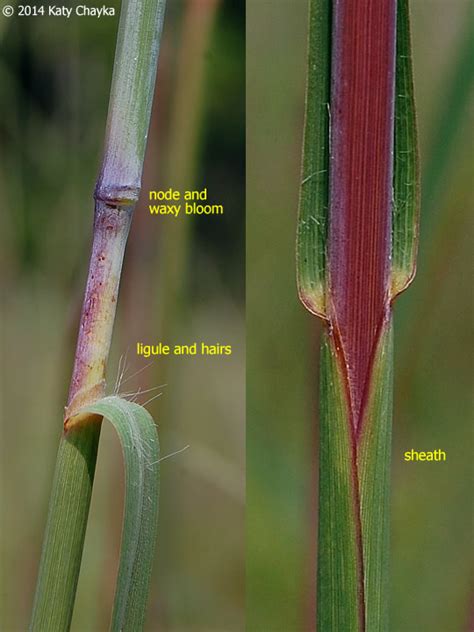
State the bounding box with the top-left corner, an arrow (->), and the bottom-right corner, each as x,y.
296,0 -> 331,318
80,396 -> 160,632
392,0 -> 420,297
30,397 -> 160,632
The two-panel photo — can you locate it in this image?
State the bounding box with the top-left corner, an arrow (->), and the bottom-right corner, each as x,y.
0,1 -> 472,631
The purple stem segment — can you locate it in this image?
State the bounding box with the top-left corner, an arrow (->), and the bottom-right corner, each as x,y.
328,0 -> 396,433
65,201 -> 133,421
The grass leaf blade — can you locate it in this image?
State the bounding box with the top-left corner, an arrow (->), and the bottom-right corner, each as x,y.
78,396 -> 160,632
392,0 -> 420,296
296,0 -> 331,318
30,396 -> 160,631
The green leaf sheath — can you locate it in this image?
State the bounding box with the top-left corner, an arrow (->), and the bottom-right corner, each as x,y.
29,424 -> 101,631
357,325 -> 393,631
296,0 -> 331,318
318,324 -> 393,631
30,398 -> 160,632
80,397 -> 160,632
317,334 -> 360,631
392,0 -> 420,296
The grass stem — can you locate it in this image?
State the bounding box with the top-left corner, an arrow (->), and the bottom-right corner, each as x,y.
30,1 -> 166,628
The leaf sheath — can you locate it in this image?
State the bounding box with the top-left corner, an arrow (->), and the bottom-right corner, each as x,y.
29,425 -> 101,631
317,324 -> 393,630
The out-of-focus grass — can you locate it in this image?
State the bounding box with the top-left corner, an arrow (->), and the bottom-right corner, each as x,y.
0,2 -> 244,631
247,1 -> 473,631
247,3 -> 315,630
391,5 -> 473,630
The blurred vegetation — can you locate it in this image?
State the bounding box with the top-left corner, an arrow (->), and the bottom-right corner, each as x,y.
0,1 -> 244,630
247,1 -> 473,631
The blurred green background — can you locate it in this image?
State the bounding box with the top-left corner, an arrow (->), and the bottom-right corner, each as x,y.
247,1 -> 473,631
0,1 -> 244,630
